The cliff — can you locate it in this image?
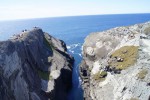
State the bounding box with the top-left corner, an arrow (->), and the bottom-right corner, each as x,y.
0,28 -> 74,100
80,22 -> 150,100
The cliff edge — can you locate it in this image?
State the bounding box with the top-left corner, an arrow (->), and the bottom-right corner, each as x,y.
80,22 -> 150,100
0,28 -> 74,100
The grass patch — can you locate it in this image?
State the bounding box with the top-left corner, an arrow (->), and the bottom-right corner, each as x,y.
38,70 -> 53,80
110,46 -> 138,70
88,67 -> 92,72
43,37 -> 55,50
137,69 -> 148,80
144,26 -> 150,35
93,71 -> 107,81
130,97 -> 139,100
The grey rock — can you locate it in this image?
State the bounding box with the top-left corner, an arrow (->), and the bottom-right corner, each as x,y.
80,22 -> 150,100
0,28 -> 74,100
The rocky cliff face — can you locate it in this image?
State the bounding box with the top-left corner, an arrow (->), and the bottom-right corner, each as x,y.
80,22 -> 150,100
0,28 -> 74,100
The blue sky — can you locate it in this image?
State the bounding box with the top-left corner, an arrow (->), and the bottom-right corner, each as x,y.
0,0 -> 150,20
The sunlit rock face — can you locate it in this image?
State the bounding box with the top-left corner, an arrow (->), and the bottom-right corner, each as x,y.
0,28 -> 74,100
80,22 -> 150,100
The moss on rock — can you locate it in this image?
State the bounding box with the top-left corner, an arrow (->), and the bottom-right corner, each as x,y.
38,70 -> 53,80
144,26 -> 150,35
43,37 -> 55,50
137,69 -> 148,80
110,46 -> 138,70
130,97 -> 139,100
93,71 -> 107,81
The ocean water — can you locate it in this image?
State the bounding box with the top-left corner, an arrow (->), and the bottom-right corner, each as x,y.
0,14 -> 150,100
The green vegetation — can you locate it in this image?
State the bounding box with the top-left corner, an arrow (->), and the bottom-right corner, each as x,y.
144,26 -> 150,35
93,71 -> 107,81
137,69 -> 148,80
130,97 -> 139,100
131,31 -> 138,35
110,46 -> 138,70
38,70 -> 53,80
88,67 -> 92,72
43,37 -> 55,50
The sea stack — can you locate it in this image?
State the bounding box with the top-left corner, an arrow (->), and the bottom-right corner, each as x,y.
0,28 -> 74,100
80,22 -> 150,100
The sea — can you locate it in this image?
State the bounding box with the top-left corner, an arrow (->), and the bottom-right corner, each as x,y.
0,14 -> 150,100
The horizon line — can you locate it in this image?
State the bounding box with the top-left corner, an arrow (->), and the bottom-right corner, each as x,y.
0,12 -> 150,22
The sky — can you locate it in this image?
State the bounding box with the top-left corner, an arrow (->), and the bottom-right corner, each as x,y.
0,0 -> 150,20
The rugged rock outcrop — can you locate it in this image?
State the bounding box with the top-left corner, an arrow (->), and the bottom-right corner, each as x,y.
80,22 -> 150,100
0,28 -> 74,100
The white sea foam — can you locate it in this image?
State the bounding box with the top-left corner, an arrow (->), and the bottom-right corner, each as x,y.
67,46 -> 71,49
79,54 -> 82,57
70,50 -> 74,53
67,43 -> 83,56
78,77 -> 82,87
67,43 -> 82,50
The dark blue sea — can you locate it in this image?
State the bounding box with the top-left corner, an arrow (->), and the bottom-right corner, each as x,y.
0,14 -> 150,100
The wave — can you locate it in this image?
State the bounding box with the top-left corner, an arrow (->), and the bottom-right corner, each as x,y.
78,77 -> 82,88
67,43 -> 82,57
67,43 -> 82,50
